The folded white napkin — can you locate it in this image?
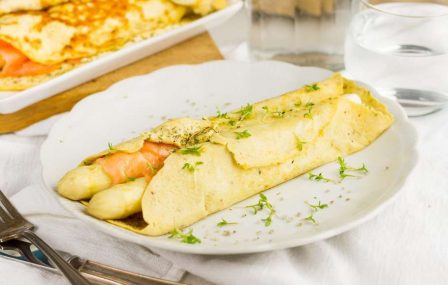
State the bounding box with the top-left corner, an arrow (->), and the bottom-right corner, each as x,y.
1,108 -> 448,285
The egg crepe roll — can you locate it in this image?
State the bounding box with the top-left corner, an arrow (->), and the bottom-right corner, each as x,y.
0,0 -> 68,15
0,0 -> 227,90
57,118 -> 212,216
57,73 -> 394,236
57,138 -> 182,201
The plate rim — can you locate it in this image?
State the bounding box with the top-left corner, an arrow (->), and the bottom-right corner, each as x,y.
40,60 -> 419,255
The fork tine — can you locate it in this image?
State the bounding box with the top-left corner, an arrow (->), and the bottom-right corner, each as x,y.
0,204 -> 12,222
0,191 -> 22,219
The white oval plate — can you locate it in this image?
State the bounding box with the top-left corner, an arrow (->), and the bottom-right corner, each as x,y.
0,0 -> 242,114
40,61 -> 418,255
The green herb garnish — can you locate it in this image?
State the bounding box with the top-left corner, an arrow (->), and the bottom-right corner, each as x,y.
294,100 -> 302,107
146,163 -> 159,175
262,105 -> 287,119
271,111 -> 286,118
296,137 -> 306,151
339,172 -> 356,180
308,172 -> 334,183
304,214 -> 318,225
262,211 -> 275,226
236,104 -> 253,121
337,156 -> 368,180
235,130 -> 251,140
126,176 -> 137,182
182,161 -> 203,172
305,201 -> 328,211
169,228 -> 201,244
303,102 -> 314,119
305,84 -> 320,92
246,195 -> 264,214
302,200 -> 328,225
107,142 -> 116,152
305,102 -> 315,107
357,164 -> 369,173
180,146 -> 203,156
216,107 -> 229,119
217,219 -> 238,227
246,193 -> 276,227
228,120 -> 237,126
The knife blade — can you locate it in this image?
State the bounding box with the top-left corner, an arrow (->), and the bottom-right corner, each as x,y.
1,240 -> 187,285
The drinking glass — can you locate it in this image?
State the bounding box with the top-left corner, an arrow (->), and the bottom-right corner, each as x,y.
345,0 -> 448,116
249,0 -> 352,71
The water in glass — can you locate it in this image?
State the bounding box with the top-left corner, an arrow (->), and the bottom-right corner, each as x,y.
345,1 -> 448,115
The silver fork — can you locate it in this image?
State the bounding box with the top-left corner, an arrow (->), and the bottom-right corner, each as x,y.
0,190 -> 91,285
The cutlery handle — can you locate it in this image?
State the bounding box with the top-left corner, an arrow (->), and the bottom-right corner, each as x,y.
22,231 -> 91,285
72,257 -> 188,285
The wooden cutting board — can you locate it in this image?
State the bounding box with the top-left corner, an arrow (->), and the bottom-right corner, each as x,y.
0,33 -> 223,134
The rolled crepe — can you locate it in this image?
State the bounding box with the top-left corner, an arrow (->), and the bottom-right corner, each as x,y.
57,73 -> 394,236
0,0 -> 227,90
0,0 -> 68,16
57,138 -> 179,201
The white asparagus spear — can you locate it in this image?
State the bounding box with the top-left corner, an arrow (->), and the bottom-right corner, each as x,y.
57,164 -> 112,201
87,178 -> 147,220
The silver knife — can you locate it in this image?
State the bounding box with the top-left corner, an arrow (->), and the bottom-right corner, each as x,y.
1,240 -> 187,285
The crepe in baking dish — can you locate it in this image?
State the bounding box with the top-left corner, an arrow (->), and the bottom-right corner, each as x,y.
0,0 -> 68,15
0,0 -> 227,90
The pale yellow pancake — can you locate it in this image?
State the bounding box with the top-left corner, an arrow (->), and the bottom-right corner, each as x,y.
57,74 -> 394,236
0,0 -> 68,15
0,0 -> 227,90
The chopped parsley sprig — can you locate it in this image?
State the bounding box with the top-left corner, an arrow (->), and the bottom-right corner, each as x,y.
180,146 -> 203,156
305,201 -> 328,211
308,172 -> 334,183
217,219 -> 238,227
296,137 -> 307,151
107,142 -> 116,153
236,104 -> 253,121
169,228 -> 201,244
246,193 -> 276,227
304,214 -> 318,225
303,200 -> 328,225
216,107 -> 230,119
235,130 -> 251,139
246,193 -> 268,214
262,210 -> 275,226
305,84 -> 320,92
337,156 -> 368,180
217,104 -> 253,127
306,157 -> 368,183
272,111 -> 286,118
146,163 -> 159,175
182,161 -> 203,172
303,102 -> 315,119
126,176 -> 137,182
262,106 -> 287,119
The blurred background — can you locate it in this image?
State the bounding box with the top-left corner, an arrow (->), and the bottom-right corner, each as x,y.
243,0 -> 448,116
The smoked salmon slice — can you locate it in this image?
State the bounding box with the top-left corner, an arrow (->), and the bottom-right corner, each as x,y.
96,142 -> 177,185
0,40 -> 56,77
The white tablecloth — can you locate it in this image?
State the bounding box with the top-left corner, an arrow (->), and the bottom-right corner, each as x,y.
1,9 -> 448,285
2,103 -> 448,285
